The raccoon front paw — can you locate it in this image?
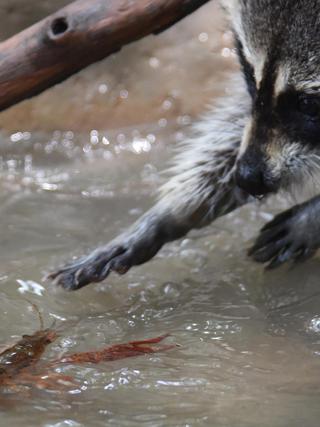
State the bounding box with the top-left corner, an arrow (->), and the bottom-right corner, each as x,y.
47,244 -> 131,291
48,218 -> 165,291
248,203 -> 320,269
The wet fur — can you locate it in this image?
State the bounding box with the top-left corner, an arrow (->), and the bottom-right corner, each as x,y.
159,75 -> 250,221
50,0 -> 320,289
49,76 -> 250,290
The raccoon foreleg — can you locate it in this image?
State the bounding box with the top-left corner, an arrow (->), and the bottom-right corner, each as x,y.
49,77 -> 251,290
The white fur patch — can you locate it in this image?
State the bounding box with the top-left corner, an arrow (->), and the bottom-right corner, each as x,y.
221,0 -> 266,88
239,120 -> 253,156
274,65 -> 289,96
159,74 -> 251,222
295,79 -> 320,93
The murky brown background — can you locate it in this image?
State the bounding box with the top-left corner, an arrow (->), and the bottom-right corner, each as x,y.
1,2 -> 320,427
0,1 -> 235,132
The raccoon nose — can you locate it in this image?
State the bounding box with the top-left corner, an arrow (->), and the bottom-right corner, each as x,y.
236,159 -> 274,196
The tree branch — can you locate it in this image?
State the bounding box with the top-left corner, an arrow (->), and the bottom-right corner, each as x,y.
0,0 -> 212,112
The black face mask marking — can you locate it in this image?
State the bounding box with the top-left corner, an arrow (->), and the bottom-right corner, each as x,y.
235,37 -> 257,100
277,89 -> 320,145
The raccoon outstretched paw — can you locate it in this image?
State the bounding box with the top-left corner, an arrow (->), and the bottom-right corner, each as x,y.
248,200 -> 320,269
47,244 -> 131,291
47,216 -> 165,291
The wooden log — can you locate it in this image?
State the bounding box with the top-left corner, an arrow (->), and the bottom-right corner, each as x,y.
0,0 -> 212,112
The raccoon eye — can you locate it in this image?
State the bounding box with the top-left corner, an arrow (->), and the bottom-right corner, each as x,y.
298,96 -> 320,119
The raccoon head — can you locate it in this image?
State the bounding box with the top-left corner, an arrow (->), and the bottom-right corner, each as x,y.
224,0 -> 320,196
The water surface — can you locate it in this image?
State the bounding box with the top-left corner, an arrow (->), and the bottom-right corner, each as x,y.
1,122 -> 320,427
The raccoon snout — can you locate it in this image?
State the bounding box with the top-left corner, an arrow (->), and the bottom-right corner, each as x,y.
235,156 -> 277,197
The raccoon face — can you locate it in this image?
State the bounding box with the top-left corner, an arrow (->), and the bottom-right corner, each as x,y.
224,0 -> 320,196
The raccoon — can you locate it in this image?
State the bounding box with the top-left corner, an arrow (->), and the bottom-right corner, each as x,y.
50,0 -> 320,290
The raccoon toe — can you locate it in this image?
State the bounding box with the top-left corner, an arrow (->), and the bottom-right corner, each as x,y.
48,245 -> 127,290
249,203 -> 320,269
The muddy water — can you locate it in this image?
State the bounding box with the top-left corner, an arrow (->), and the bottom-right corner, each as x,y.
1,3 -> 320,427
1,125 -> 320,427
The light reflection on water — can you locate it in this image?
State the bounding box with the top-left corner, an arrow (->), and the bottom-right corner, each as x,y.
1,125 -> 320,427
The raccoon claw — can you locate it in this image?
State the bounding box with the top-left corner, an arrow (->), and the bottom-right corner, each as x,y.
47,244 -> 133,291
249,203 -> 320,269
48,215 -> 165,291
